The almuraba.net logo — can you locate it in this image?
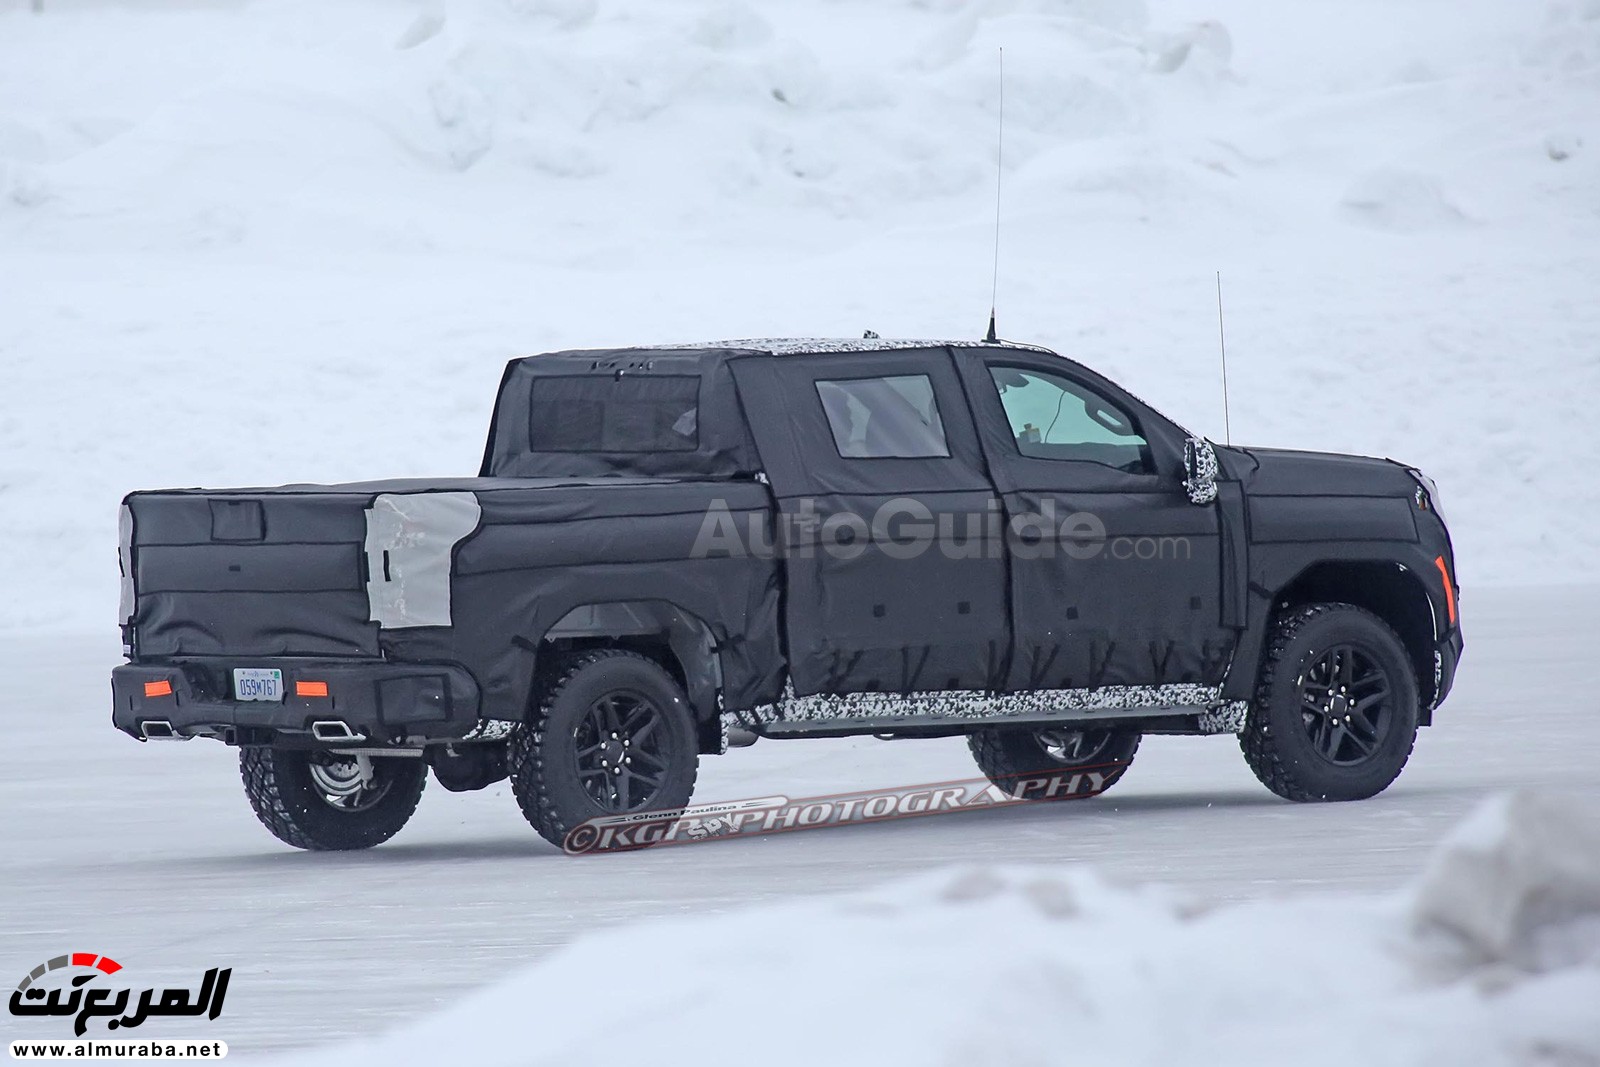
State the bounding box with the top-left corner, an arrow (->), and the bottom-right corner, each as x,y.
9,952 -> 230,1037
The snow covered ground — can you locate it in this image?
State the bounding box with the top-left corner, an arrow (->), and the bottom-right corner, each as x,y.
3,0 -> 1599,1061
269,792 -> 1600,1067
3,586 -> 1598,1060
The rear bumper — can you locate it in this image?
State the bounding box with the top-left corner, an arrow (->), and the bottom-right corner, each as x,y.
111,659 -> 482,745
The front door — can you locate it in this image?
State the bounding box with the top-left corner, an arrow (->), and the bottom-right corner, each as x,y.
955,351 -> 1234,691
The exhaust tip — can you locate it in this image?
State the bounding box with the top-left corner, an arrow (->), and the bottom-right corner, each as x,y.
311,720 -> 365,743
139,720 -> 186,741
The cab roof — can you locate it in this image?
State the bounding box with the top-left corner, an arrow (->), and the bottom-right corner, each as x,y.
520,338 -> 1058,362
654,337 -> 1058,356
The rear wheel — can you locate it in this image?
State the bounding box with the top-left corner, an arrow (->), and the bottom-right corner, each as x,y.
1240,603 -> 1420,801
508,650 -> 699,850
240,748 -> 426,850
968,725 -> 1141,800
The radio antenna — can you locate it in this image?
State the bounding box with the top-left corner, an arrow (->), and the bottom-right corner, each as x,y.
985,48 -> 1004,343
1215,270 -> 1233,445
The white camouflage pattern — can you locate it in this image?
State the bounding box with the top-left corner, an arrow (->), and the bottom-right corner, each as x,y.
1185,437 -> 1221,505
650,337 -> 1058,356
728,680 -> 1248,735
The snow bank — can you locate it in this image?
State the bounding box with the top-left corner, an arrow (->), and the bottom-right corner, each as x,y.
1,0 -> 1598,630
1412,790 -> 1600,969
269,792 -> 1600,1067
1339,168 -> 1471,232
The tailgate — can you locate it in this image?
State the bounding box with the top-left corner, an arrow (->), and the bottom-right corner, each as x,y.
125,491 -> 381,658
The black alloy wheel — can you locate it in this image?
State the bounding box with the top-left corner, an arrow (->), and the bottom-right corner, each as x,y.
1296,643 -> 1396,766
574,692 -> 675,813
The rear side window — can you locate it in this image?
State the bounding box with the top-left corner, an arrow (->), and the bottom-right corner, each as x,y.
814,374 -> 950,459
528,375 -> 699,453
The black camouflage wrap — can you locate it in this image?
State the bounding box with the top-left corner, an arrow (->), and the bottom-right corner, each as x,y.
113,340 -> 1462,745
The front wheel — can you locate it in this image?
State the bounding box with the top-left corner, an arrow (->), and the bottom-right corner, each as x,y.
1240,603 -> 1420,802
240,748 -> 426,850
968,725 -> 1141,801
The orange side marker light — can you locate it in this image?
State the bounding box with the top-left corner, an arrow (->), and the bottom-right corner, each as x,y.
1432,555 -> 1457,626
143,680 -> 173,698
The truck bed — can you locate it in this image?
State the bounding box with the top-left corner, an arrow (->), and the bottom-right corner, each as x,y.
122,475 -> 781,726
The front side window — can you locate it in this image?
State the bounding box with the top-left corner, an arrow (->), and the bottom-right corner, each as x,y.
814,374 -> 950,459
529,375 -> 699,453
987,366 -> 1151,473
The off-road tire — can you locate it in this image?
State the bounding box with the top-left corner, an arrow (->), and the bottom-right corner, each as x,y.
968,725 -> 1142,800
1240,603 -> 1420,802
240,747 -> 426,851
509,649 -> 699,850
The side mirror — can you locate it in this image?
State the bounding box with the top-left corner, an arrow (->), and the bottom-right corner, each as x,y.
1183,437 -> 1219,505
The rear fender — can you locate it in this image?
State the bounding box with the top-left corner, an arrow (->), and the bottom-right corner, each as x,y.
537,600 -> 723,734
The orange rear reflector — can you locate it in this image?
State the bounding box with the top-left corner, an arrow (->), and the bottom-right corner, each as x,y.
296,680 -> 329,698
143,680 -> 173,698
1433,555 -> 1457,626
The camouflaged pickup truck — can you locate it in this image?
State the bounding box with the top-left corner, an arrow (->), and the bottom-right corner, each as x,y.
112,338 -> 1462,850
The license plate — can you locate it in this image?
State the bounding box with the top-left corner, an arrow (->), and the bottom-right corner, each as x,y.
233,668 -> 284,702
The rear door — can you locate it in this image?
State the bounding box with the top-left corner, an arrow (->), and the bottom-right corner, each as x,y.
730,348 -> 1009,697
954,350 -> 1235,690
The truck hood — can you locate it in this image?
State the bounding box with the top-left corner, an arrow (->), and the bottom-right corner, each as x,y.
1220,446 -> 1418,497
